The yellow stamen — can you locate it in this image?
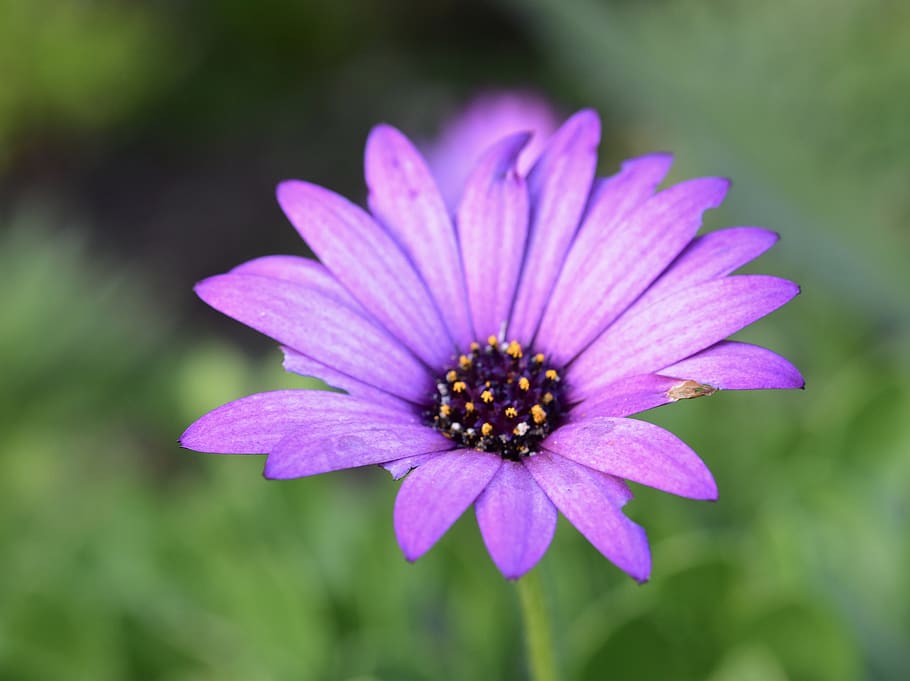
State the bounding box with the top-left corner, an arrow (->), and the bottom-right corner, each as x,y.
458,354 -> 471,369
518,377 -> 530,391
439,404 -> 451,417
487,335 -> 499,347
542,392 -> 554,404
453,381 -> 467,393
464,401 -> 475,413
534,353 -> 545,364
481,422 -> 493,437
531,404 -> 547,424
545,369 -> 559,381
504,406 -> 518,419
470,341 -> 480,352
480,389 -> 494,403
506,340 -> 523,358
446,370 -> 458,383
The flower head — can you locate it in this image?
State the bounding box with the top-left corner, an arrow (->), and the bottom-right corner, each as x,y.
181,107 -> 802,581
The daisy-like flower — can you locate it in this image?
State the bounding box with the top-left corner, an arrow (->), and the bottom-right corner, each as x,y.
181,108 -> 802,581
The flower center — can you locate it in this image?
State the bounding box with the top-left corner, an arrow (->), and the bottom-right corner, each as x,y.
426,336 -> 565,460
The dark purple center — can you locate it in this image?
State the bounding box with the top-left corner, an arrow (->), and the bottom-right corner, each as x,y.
425,336 -> 566,460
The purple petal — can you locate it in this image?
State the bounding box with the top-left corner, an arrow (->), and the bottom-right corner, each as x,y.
195,273 -> 430,402
567,341 -> 803,421
181,390 -> 417,454
539,177 -> 730,365
544,417 -> 717,500
636,227 -> 780,309
475,460 -> 557,579
231,255 -> 358,308
394,450 -> 502,561
276,180 -> 453,367
507,110 -> 601,343
457,133 -> 531,340
265,420 -> 453,479
365,125 -> 475,348
661,341 -> 805,390
423,91 -> 559,210
568,374 -> 682,420
577,154 -> 674,240
281,348 -> 417,405
537,154 -> 672,352
569,275 -> 800,401
525,452 -> 650,582
380,452 -> 443,480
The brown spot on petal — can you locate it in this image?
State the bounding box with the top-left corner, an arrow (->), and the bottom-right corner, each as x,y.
668,380 -> 717,401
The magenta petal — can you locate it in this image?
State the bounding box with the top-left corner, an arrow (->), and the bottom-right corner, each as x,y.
231,255 -> 359,308
394,450 -> 502,561
457,133 -> 531,340
544,418 -> 717,500
507,110 -> 600,343
276,180 -> 453,367
181,391 -> 416,455
380,452 -> 443,480
540,177 -> 730,365
537,153 -> 673,354
475,460 -> 557,579
568,374 -> 681,420
569,275 -> 800,401
525,452 -> 650,582
636,227 -> 780,309
366,125 -> 475,348
424,91 -> 559,210
265,421 -> 453,479
281,348 -> 416,405
661,341 -> 805,390
577,154 -> 675,240
568,342 -> 803,420
195,273 -> 430,402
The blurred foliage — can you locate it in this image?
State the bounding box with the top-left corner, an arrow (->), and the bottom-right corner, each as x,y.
511,0 -> 910,323
0,0 -> 184,167
1,0 -> 909,680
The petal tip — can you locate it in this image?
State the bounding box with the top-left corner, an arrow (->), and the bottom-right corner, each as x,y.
179,419 -> 219,454
482,131 -> 533,177
192,275 -> 218,299
502,569 -> 528,582
698,470 -> 719,501
625,550 -> 652,584
177,427 -> 194,451
710,176 -> 733,204
275,179 -> 303,202
398,540 -> 423,563
367,121 -> 398,139
262,455 -> 294,480
569,108 -> 602,138
365,123 -> 415,161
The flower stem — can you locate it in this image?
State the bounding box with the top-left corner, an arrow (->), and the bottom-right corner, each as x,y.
517,570 -> 559,681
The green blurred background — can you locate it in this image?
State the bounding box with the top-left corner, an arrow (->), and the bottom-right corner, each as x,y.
1,1 -> 908,679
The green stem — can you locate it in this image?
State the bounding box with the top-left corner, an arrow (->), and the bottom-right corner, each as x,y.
516,570 -> 559,681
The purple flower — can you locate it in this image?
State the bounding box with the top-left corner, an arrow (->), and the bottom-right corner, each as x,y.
181,108 -> 802,581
